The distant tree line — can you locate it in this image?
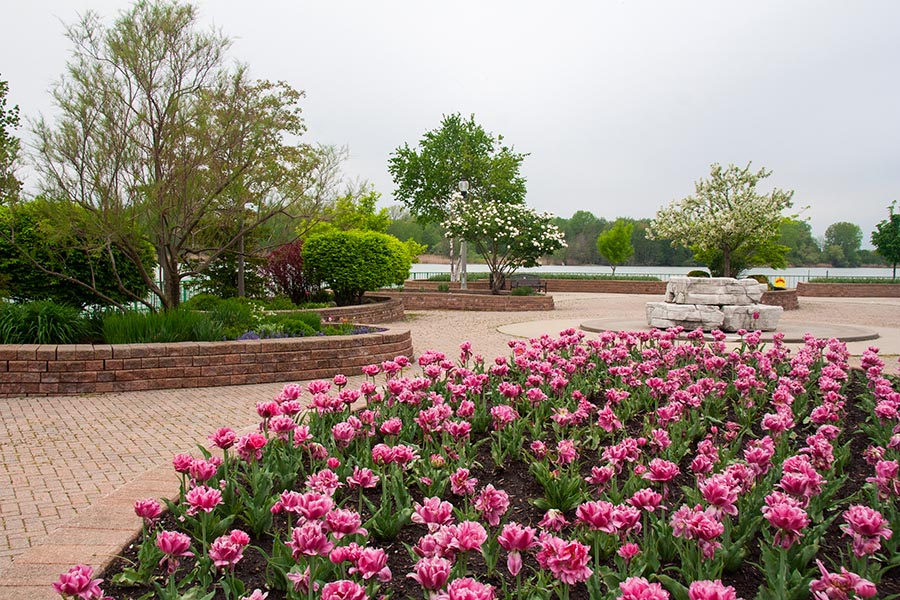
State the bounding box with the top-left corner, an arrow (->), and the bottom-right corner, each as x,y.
388,207 -> 889,270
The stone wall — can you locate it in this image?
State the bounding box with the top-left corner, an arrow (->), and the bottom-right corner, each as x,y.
404,279 -> 666,295
0,327 -> 413,397
796,282 -> 900,298
314,296 -> 405,323
379,290 -> 554,311
761,289 -> 800,310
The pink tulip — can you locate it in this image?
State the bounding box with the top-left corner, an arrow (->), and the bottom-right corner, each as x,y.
618,576 -> 670,600
408,556 -> 452,590
809,559 -> 877,599
434,577 -> 495,600
156,530 -> 193,574
450,468 -> 478,497
209,427 -> 236,449
688,580 -> 740,600
841,505 -> 893,557
644,458 -> 680,482
536,534 -> 593,585
235,432 -> 267,462
762,493 -> 809,548
208,530 -> 248,569
448,521 -> 488,553
52,564 -> 105,600
286,521 -> 333,559
628,488 -> 663,512
324,509 -> 367,539
347,466 -> 380,489
576,500 -> 616,533
498,523 -> 538,576
412,497 -> 455,531
474,485 -> 510,527
320,580 -> 367,600
185,485 -> 222,515
134,498 -> 163,523
350,547 -> 392,582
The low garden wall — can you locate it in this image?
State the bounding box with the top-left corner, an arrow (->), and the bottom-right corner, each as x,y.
379,290 -> 554,311
761,289 -> 800,310
796,282 -> 900,298
0,327 -> 413,397
312,296 -> 405,323
404,279 -> 666,294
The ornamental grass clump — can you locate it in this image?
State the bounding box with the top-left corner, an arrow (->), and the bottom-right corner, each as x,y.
64,329 -> 900,600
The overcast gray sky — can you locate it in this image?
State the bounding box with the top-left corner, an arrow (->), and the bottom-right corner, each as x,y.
4,1 -> 899,246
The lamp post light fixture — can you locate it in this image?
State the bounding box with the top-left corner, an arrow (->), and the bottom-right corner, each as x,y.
457,180 -> 469,290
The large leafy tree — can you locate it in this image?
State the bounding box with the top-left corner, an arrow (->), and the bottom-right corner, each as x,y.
596,219 -> 634,274
442,197 -> 566,293
649,163 -> 794,278
31,0 -> 326,310
824,221 -> 863,268
388,113 -> 527,281
871,202 -> 900,279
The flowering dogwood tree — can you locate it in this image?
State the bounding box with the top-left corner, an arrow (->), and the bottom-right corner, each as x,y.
442,195 -> 566,293
649,163 -> 794,278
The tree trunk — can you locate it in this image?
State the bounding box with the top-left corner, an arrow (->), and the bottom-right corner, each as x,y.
448,238 -> 460,283
722,248 -> 732,279
160,256 -> 181,311
490,270 -> 505,294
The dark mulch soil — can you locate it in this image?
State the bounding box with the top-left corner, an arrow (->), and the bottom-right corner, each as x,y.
101,369 -> 900,599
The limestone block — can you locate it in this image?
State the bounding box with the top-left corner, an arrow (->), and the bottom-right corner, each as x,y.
722,304 -> 783,332
646,302 -> 724,330
665,277 -> 765,306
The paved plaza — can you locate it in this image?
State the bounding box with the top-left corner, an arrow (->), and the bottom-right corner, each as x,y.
0,293 -> 897,598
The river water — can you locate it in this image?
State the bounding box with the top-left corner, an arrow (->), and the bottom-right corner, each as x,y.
408,264 -> 896,288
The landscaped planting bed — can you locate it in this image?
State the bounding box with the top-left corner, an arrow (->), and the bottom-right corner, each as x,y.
56,329 -> 900,599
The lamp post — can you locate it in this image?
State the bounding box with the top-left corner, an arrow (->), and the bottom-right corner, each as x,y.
457,179 -> 469,290
237,201 -> 254,297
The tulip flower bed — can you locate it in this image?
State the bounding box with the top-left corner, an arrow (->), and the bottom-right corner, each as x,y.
57,328 -> 900,600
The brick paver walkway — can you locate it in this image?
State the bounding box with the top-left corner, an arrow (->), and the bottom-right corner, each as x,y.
0,293 -> 896,598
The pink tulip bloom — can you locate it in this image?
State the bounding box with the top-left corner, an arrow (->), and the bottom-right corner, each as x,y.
644,458 -> 680,483
628,488 -> 663,512
688,580 -> 740,600
235,432 -> 267,462
491,404 -> 519,430
586,465 -> 615,487
539,509 -> 569,532
209,427 -> 236,450
617,542 -> 641,564
744,436 -> 776,476
347,466 -> 380,489
699,474 -> 739,517
325,509 -> 367,539
474,485 -> 510,527
188,458 -> 219,483
52,564 -> 105,600
576,500 -> 616,533
185,485 -> 222,515
450,468 -> 478,497
809,559 -> 877,599
172,453 -> 194,474
448,521 -> 488,553
762,494 -> 809,548
240,589 -> 268,600
320,580 -> 367,600
433,577 -> 495,600
134,498 -> 163,523
156,530 -> 193,574
209,530 -> 248,569
536,534 -> 593,585
287,521 -> 334,559
306,468 -> 343,496
556,439 -> 578,465
612,504 -> 642,537
350,547 -> 392,582
618,576 -> 670,600
408,556 -> 452,591
671,504 -> 724,558
268,415 -> 296,441
412,497 -> 455,531
841,505 -> 893,557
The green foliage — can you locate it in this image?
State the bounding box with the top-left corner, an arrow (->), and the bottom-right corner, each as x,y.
180,293 -> 222,311
808,277 -> 898,284
386,205 -> 448,256
0,77 -> 21,204
779,218 -> 821,266
207,299 -> 259,340
596,219 -> 635,274
33,1 -> 321,310
649,162 -> 794,277
301,186 -> 391,236
0,199 -> 155,308
189,252 -> 268,299
686,269 -> 711,277
824,221 -> 863,267
102,309 -> 225,344
389,113 -> 527,224
510,286 -> 535,296
746,274 -> 773,289
302,230 -> 413,306
0,300 -> 89,344
425,272 -> 661,282
871,202 -> 900,278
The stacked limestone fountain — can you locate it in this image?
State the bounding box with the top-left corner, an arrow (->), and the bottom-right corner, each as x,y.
646,277 -> 783,332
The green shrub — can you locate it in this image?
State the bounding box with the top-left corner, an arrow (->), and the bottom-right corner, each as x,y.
181,293 -> 222,311
261,296 -> 298,311
303,231 -> 413,306
687,270 -> 711,278
746,274 -> 772,289
208,299 -> 259,339
102,309 -> 224,343
424,272 -> 661,282
511,286 -> 535,296
437,283 -> 450,292
0,300 -> 89,344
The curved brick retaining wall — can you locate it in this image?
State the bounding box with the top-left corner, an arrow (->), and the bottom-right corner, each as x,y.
796,282 -> 900,298
381,290 -> 554,311
312,296 -> 404,323
0,327 -> 413,397
761,289 -> 800,310
405,279 -> 666,294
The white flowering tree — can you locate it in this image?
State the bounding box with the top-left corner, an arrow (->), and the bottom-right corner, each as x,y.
648,163 -> 794,278
442,195 -> 566,293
